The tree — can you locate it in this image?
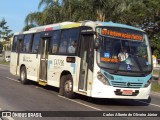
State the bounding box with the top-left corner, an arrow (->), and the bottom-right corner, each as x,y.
25,0 -> 62,26
0,41 -> 3,53
0,18 -> 13,41
0,18 -> 13,51
23,24 -> 37,31
112,0 -> 160,58
24,0 -> 160,58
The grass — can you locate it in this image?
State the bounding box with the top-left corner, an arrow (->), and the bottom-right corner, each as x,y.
0,61 -> 10,66
152,68 -> 160,93
151,82 -> 160,93
152,70 -> 159,76
152,69 -> 160,76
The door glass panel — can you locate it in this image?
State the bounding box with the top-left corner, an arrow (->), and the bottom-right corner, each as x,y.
40,38 -> 49,81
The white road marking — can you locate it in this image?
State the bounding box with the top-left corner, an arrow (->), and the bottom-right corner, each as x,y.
136,100 -> 160,108
58,95 -> 102,111
6,77 -> 20,83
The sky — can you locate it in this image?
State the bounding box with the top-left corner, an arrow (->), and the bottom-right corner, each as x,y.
0,0 -> 40,33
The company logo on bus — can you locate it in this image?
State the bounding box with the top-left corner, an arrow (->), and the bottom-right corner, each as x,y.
127,82 -> 131,87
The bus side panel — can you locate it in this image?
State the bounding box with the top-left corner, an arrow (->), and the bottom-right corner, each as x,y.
47,55 -> 60,87
10,52 -> 18,75
19,53 -> 39,82
47,55 -> 80,92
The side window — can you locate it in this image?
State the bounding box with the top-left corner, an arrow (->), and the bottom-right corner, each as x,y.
67,29 -> 79,54
22,34 -> 32,53
59,30 -> 69,53
58,28 -> 79,54
12,36 -> 18,52
32,33 -> 40,53
50,31 -> 60,54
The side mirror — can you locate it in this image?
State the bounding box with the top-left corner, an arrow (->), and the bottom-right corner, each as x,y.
94,38 -> 101,49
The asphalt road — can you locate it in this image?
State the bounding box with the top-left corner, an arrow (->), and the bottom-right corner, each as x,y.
0,65 -> 160,120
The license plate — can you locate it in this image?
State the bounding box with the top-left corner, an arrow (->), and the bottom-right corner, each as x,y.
122,90 -> 133,95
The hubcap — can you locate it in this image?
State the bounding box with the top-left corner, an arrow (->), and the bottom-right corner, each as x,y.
64,80 -> 72,93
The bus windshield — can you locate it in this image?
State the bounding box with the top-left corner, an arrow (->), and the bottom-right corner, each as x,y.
96,27 -> 152,76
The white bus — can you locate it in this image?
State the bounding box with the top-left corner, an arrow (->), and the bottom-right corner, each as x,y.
10,21 -> 152,99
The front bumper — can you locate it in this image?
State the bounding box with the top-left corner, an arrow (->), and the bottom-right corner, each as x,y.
91,78 -> 151,99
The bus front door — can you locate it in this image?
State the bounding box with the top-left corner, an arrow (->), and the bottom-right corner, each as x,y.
79,34 -> 94,92
39,38 -> 49,83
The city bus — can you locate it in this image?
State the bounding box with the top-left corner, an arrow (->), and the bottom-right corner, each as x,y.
10,21 -> 152,99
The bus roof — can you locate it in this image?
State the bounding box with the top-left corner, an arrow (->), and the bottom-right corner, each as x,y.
29,21 -> 81,32
14,20 -> 144,35
97,21 -> 143,32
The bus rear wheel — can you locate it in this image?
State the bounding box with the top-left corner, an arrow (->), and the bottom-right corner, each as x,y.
20,66 -> 28,84
59,75 -> 75,99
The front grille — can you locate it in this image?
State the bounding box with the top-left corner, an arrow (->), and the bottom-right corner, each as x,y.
111,81 -> 143,88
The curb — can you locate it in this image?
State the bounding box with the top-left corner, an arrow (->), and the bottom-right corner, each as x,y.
151,91 -> 160,96
0,64 -> 10,67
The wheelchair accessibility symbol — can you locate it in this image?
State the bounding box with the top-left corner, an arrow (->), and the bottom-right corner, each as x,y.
127,64 -> 131,70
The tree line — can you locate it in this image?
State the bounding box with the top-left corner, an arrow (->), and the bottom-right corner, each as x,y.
24,0 -> 160,58
0,0 -> 158,58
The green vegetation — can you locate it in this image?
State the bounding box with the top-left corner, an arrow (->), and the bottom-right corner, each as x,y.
0,18 -> 13,52
24,0 -> 160,58
151,82 -> 160,93
0,61 -> 10,66
152,69 -> 160,76
0,18 -> 13,41
151,69 -> 160,93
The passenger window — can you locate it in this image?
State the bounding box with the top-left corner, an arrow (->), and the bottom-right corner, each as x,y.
50,31 -> 60,54
67,29 -> 79,54
12,36 -> 18,52
59,30 -> 69,53
32,33 -> 40,53
22,34 -> 32,53
58,28 -> 79,54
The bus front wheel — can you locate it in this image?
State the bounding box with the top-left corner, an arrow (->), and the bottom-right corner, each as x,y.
20,66 -> 28,84
59,75 -> 75,99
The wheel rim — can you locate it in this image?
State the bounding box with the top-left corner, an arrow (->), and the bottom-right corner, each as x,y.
21,70 -> 25,81
64,80 -> 72,93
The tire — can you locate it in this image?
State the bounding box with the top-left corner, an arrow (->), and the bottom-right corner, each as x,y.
144,96 -> 151,103
59,74 -> 75,99
20,66 -> 28,84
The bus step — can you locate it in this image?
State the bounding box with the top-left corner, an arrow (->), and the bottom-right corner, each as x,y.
38,81 -> 47,86
79,89 -> 87,93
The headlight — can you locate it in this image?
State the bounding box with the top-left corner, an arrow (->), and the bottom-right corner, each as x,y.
97,71 -> 110,85
144,78 -> 152,87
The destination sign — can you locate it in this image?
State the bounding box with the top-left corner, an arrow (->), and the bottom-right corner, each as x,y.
101,57 -> 119,63
101,29 -> 143,41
